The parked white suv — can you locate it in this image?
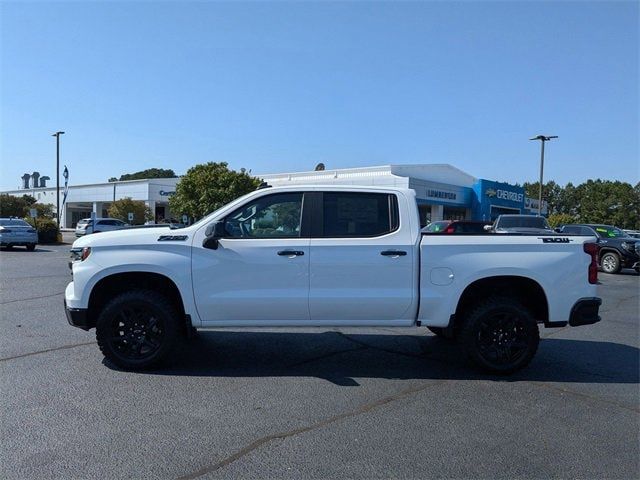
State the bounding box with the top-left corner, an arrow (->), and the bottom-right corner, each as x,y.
75,218 -> 128,237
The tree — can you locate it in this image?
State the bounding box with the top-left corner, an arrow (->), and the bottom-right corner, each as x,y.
21,194 -> 36,205
169,162 -> 262,219
0,194 -> 30,217
107,198 -> 152,225
522,181 -> 563,214
29,203 -> 55,219
547,213 -> 575,228
108,168 -> 177,182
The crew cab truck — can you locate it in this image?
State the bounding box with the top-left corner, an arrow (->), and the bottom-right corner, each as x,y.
65,186 -> 602,374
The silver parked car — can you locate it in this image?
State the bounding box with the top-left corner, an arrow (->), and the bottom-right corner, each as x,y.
75,218 -> 128,237
0,218 -> 38,251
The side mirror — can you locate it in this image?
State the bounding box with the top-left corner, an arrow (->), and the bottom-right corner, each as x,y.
554,227 -> 562,233
202,221 -> 226,250
483,224 -> 493,232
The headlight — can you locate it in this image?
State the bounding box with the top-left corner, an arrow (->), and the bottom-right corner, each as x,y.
70,246 -> 91,262
621,242 -> 635,252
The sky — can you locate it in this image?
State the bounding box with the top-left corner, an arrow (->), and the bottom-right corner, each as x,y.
1,0 -> 638,191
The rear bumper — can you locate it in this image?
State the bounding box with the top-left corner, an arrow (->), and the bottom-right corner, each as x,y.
64,299 -> 93,330
569,297 -> 602,327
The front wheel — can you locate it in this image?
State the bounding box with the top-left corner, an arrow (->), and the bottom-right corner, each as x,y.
26,243 -> 36,251
600,252 -> 621,274
459,297 -> 539,374
96,290 -> 181,370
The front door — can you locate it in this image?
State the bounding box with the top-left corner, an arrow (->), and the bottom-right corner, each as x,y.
192,192 -> 310,324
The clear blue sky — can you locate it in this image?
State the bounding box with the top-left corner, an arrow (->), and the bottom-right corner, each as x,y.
1,1 -> 638,191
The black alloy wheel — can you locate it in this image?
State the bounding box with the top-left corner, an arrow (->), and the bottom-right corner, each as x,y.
460,297 -> 539,374
96,290 -> 180,370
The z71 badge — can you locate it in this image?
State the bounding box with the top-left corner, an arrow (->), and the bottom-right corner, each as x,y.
540,237 -> 572,243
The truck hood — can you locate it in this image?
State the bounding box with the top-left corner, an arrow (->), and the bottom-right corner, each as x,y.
72,226 -> 192,248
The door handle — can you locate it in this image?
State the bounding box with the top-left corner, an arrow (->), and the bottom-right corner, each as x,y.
381,250 -> 407,256
277,250 -> 304,257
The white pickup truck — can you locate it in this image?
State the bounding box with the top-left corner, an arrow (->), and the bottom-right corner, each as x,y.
65,185 -> 602,374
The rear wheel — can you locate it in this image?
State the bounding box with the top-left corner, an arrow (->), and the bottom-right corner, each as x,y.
600,252 -> 621,274
26,243 -> 36,251
96,290 -> 181,370
459,297 -> 539,374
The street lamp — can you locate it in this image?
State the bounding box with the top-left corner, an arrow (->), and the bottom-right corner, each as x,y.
52,131 -> 65,225
529,134 -> 557,216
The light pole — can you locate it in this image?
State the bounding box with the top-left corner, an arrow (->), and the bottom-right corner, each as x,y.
529,134 -> 557,216
52,131 -> 65,225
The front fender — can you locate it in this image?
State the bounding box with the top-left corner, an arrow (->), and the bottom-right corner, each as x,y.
69,245 -> 201,326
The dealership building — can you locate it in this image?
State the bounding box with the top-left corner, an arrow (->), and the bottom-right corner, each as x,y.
260,164 -> 546,226
1,177 -> 180,228
2,164 -> 545,228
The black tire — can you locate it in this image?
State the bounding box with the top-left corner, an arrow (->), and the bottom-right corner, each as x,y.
96,290 -> 181,370
4,244 -> 13,250
600,252 -> 621,274
459,297 -> 539,374
26,243 -> 36,251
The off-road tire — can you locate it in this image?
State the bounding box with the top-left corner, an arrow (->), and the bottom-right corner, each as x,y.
600,252 -> 621,274
459,297 -> 539,374
96,289 -> 181,370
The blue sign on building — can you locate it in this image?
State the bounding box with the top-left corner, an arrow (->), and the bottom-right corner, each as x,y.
472,179 -> 525,221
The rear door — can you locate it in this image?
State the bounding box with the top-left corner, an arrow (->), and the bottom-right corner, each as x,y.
308,191 -> 417,324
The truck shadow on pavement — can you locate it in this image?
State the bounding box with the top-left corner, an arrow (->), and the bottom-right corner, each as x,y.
116,331 -> 640,386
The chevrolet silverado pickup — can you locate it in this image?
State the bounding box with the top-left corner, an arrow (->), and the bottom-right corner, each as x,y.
65,185 -> 602,374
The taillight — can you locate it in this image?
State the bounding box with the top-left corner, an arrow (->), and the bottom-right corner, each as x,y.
583,242 -> 599,284
444,225 -> 455,234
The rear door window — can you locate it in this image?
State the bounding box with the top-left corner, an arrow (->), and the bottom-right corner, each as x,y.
322,192 -> 398,238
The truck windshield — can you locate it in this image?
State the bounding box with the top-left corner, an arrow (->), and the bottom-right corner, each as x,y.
498,216 -> 550,229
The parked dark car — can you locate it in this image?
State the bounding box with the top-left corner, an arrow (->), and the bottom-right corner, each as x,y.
422,220 -> 492,234
559,224 -> 639,274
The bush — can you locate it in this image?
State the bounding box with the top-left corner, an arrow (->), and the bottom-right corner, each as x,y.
107,198 -> 152,225
25,217 -> 60,244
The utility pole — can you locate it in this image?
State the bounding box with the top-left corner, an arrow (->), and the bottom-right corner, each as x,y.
529,135 -> 557,216
52,131 -> 65,225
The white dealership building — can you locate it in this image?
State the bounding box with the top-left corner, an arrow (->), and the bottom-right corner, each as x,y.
1,177 -> 180,228
2,163 -> 545,228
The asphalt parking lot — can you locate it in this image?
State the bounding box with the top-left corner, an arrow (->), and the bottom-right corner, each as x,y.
1,242 -> 638,479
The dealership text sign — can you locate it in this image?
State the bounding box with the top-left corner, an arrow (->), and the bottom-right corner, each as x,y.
486,188 -> 523,203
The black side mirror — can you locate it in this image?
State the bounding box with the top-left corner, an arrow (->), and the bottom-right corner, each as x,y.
203,221 -> 226,250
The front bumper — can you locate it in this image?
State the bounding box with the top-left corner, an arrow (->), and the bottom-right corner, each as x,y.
569,297 -> 602,327
64,299 -> 93,330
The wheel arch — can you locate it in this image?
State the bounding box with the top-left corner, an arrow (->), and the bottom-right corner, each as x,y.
87,271 -> 187,330
454,275 -> 549,327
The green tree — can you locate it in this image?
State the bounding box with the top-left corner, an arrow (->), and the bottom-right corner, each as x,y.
109,168 -> 177,182
28,203 -> 55,219
547,213 -> 575,228
0,194 -> 30,217
107,197 -> 152,225
22,194 -> 37,205
522,180 -> 563,214
169,162 -> 262,219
